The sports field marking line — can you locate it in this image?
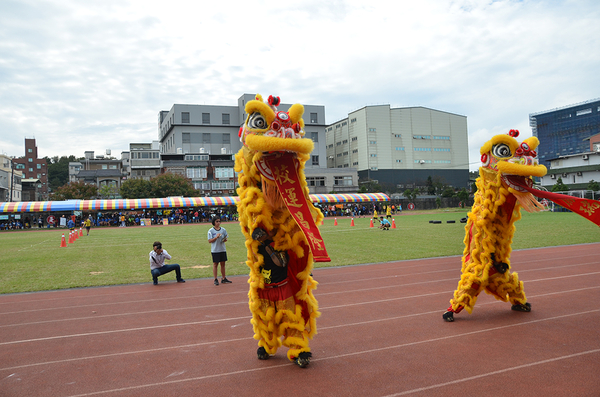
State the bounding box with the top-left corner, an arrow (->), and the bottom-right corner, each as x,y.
16,239 -> 52,252
1,288 -> 597,372
2,283 -> 599,348
26,309 -> 600,397
381,348 -> 600,397
3,270 -> 599,328
1,255 -> 595,313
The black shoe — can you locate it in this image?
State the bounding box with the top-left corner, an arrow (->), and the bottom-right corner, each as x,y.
442,311 -> 454,322
511,302 -> 531,312
221,278 -> 232,284
294,352 -> 312,368
153,279 -> 158,285
177,278 -> 185,283
214,279 -> 219,286
257,347 -> 269,360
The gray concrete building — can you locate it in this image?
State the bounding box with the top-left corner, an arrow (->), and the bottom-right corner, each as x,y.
326,105 -> 469,191
158,94 -> 358,195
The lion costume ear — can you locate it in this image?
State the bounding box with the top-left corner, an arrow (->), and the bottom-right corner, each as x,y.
288,103 -> 304,124
522,136 -> 540,151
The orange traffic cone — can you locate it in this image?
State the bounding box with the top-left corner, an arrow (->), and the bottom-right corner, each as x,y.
350,218 -> 355,226
79,227 -> 83,237
68,231 -> 73,243
334,218 -> 338,226
60,234 -> 67,247
392,219 -> 397,229
369,219 -> 374,228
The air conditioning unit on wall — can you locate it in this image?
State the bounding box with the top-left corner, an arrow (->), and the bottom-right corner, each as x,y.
583,154 -> 589,160
550,174 -> 556,179
577,172 -> 582,176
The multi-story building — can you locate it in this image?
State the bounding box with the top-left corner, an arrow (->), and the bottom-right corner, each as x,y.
69,151 -> 126,194
161,153 -> 236,196
530,98 -> 600,168
128,141 -> 161,180
158,94 -> 358,195
539,148 -> 600,191
0,154 -> 23,202
326,105 -> 469,191
11,138 -> 48,199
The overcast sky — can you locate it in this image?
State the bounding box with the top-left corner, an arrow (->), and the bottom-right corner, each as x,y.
1,0 -> 599,171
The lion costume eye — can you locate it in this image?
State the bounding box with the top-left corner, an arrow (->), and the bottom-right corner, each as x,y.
492,143 -> 512,159
248,112 -> 268,130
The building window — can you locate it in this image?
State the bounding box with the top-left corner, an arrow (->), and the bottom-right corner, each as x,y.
37,164 -> 41,169
368,128 -> 376,132
414,148 -> 431,151
352,149 -> 358,153
312,155 -> 319,165
433,136 -> 450,140
182,112 -> 190,123
306,177 -> 325,186
310,113 -> 318,123
202,113 -> 211,124
334,176 -> 353,186
222,133 -> 231,144
215,167 -> 234,178
28,158 -> 33,162
370,167 -> 378,171
342,139 -> 348,144
353,162 -> 358,166
311,132 -> 319,142
222,113 -> 230,124
187,167 -> 207,179
351,137 -> 357,141
16,163 -> 25,169
28,148 -> 32,153
203,133 -> 211,143
102,165 -> 107,169
29,167 -> 33,172
182,133 -> 191,143
370,154 -> 377,157
433,148 -> 450,152
369,141 -> 376,144
576,108 -> 592,116
395,147 -> 405,151
394,134 -> 402,138
350,118 -> 357,123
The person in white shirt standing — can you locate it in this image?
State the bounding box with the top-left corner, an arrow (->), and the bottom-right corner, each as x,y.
149,241 -> 185,285
208,218 -> 231,286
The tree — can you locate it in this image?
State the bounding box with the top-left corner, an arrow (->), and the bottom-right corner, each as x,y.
403,189 -> 418,201
588,180 -> 600,192
551,177 -> 569,192
120,178 -> 153,199
45,155 -> 77,191
426,176 -> 435,195
50,181 -> 98,200
457,188 -> 469,207
150,173 -> 198,198
441,187 -> 455,198
358,180 -> 382,193
98,184 -> 120,199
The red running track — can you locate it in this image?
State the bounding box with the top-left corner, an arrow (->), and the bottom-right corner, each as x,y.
1,243 -> 599,397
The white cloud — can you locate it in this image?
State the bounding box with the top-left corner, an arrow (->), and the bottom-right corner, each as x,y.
0,0 -> 599,171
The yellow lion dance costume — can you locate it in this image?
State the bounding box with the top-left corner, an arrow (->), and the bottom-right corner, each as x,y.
443,129 -> 547,322
235,94 -> 328,367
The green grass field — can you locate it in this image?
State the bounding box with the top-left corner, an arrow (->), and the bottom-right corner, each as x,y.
1,209 -> 598,294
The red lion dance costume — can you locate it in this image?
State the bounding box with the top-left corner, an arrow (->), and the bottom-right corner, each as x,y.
235,94 -> 330,367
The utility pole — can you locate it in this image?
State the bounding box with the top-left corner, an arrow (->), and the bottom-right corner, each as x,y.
9,157 -> 14,202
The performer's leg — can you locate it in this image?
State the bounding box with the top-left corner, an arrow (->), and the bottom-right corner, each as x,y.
277,298 -> 311,367
486,271 -> 531,312
252,299 -> 281,359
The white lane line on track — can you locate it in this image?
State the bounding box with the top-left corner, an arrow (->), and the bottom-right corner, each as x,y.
381,348 -> 600,397
36,309 -> 600,397
2,257 -> 597,316
0,286 -> 600,362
